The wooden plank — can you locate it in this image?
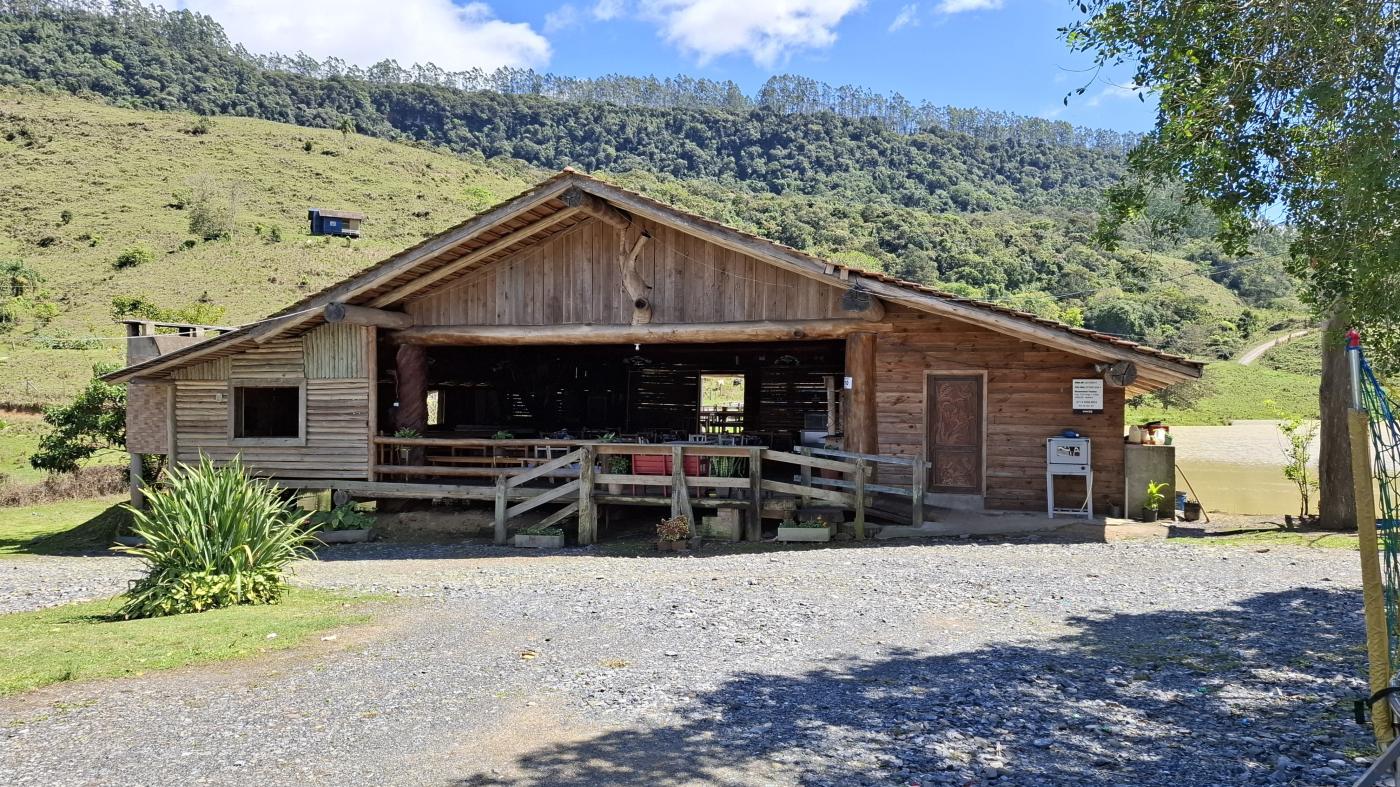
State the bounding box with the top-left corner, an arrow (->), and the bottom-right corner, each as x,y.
374,465 -> 578,479
506,448 -> 584,488
506,479 -> 582,518
853,458 -> 867,540
910,455 -> 926,528
537,500 -> 581,530
494,475 -> 508,545
762,449 -> 862,475
595,473 -> 747,488
760,479 -> 855,507
747,446 -> 762,541
365,326 -> 377,481
392,319 -> 893,347
577,445 -> 596,545
371,207 -> 585,307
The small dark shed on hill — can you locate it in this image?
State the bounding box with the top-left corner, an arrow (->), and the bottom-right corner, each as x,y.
308,208 -> 364,237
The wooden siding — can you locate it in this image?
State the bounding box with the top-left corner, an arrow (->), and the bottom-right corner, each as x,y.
170,356 -> 230,381
875,306 -> 1126,512
230,338 -> 303,380
304,323 -> 368,379
168,332 -> 371,480
406,218 -> 848,326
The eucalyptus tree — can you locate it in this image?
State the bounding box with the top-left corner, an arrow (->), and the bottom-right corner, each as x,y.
1064,0 -> 1400,528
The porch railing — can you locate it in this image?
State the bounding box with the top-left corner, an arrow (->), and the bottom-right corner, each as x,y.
360,437 -> 879,544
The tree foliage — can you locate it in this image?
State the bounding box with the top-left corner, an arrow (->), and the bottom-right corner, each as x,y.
1065,0 -> 1399,363
30,363 -> 126,473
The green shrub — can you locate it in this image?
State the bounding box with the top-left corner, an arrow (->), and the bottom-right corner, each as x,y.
308,503 -> 374,532
119,456 -> 315,619
114,245 -> 155,269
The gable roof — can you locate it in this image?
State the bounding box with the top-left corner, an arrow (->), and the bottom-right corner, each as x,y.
103,169 -> 1203,390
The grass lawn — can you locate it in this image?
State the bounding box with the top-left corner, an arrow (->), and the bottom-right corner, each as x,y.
0,496 -> 130,557
1127,361 -> 1319,425
0,589 -> 372,696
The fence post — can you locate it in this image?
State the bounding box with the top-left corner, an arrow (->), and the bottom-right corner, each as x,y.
578,445 -> 596,545
494,474 -> 508,545
853,458 -> 867,541
911,455 -> 927,527
747,447 -> 763,541
799,446 -> 813,507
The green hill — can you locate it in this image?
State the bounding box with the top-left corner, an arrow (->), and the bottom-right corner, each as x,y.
0,92 -> 535,403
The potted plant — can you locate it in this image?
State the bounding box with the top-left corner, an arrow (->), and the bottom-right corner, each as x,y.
392,427 -> 419,463
1142,480 -> 1169,522
514,524 -> 565,549
777,516 -> 831,543
492,430 -> 514,440
598,433 -> 630,493
657,514 -> 691,551
706,454 -> 746,498
310,503 -> 375,544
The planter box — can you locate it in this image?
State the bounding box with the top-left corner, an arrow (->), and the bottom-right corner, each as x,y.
317,528 -> 372,544
514,533 -> 565,549
656,539 -> 689,552
777,526 -> 831,543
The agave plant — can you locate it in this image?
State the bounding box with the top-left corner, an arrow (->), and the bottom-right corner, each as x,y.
119,455 -> 315,619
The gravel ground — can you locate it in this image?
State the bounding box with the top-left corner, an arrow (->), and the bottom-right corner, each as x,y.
0,539 -> 1374,786
0,554 -> 137,613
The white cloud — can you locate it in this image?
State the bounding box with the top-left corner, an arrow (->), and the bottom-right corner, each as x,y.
1086,83 -> 1142,107
640,0 -> 866,67
888,3 -> 918,31
935,0 -> 1001,13
545,3 -> 582,33
591,0 -> 626,20
176,0 -> 550,71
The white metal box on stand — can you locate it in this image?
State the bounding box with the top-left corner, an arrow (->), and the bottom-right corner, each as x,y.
1046,437 -> 1093,518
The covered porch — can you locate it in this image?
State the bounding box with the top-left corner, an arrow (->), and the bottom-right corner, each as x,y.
344,321 -> 907,545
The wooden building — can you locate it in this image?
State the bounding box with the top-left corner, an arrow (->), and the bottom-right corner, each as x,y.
105,170 -> 1203,541
308,208 -> 365,238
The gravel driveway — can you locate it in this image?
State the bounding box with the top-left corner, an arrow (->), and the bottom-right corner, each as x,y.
0,539 -> 1373,786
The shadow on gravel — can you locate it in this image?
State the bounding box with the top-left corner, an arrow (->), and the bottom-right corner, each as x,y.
452,587 -> 1369,787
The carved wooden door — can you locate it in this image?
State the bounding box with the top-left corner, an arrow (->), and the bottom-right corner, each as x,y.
926,375 -> 983,494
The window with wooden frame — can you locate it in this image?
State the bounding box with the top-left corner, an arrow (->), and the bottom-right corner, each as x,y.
230,380 -> 306,444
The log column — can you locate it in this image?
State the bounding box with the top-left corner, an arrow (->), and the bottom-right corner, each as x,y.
844,332 -> 878,456
395,344 -> 428,434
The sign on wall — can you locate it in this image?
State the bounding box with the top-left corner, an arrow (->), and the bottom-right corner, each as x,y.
1071,378 -> 1104,414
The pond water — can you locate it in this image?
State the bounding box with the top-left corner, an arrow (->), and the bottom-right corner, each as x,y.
1167,421 -> 1318,516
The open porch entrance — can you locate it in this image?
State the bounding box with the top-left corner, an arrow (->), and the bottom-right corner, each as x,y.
341,330 -> 933,545
387,340 -> 844,448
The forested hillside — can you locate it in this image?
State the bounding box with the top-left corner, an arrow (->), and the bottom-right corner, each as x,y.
0,0 -> 1309,405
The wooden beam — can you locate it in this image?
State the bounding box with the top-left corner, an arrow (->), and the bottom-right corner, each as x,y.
620,230 -> 654,325
845,332 -> 878,455
747,447 -> 762,541
391,319 -> 893,347
369,207 -> 584,307
578,445 -> 597,545
325,302 -> 413,330
560,187 -> 631,229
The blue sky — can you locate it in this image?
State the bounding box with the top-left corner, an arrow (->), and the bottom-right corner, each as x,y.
178,0 -> 1152,131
